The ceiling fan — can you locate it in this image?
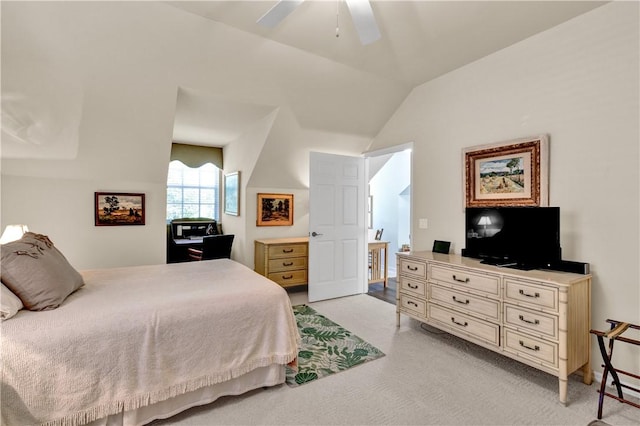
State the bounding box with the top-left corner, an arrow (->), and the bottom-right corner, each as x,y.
257,0 -> 381,46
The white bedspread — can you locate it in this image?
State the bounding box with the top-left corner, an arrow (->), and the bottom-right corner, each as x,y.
1,260 -> 299,426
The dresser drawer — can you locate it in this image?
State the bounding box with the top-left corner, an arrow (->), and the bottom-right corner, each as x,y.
430,284 -> 500,321
268,244 -> 307,259
430,264 -> 500,296
399,258 -> 427,279
428,304 -> 500,346
504,328 -> 558,368
267,269 -> 307,287
399,294 -> 426,317
268,257 -> 307,272
399,275 -> 426,297
504,304 -> 558,339
504,279 -> 558,312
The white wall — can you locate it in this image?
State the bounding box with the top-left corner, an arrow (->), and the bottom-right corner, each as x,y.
0,2 -> 394,269
369,2 -> 639,378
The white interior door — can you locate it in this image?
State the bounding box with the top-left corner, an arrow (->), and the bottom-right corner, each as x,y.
308,152 -> 366,302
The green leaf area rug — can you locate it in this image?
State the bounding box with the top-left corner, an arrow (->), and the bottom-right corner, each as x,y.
286,304 -> 385,387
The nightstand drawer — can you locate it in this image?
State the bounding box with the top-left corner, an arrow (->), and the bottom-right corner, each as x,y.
399,275 -> 427,297
428,304 -> 500,347
267,270 -> 307,287
268,257 -> 307,272
399,294 -> 426,317
399,258 -> 427,279
504,328 -> 558,368
504,304 -> 557,339
431,264 -> 500,296
504,279 -> 557,311
268,244 -> 307,259
430,284 -> 500,321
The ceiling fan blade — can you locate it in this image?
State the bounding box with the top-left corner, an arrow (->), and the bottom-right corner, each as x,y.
257,0 -> 305,28
345,0 -> 381,45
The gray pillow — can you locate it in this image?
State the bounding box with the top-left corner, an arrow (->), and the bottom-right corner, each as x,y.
1,232 -> 84,311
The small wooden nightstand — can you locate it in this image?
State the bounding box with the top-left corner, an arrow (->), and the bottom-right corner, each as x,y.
254,237 -> 309,288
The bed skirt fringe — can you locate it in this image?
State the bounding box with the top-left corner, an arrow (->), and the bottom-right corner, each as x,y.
42,354 -> 296,426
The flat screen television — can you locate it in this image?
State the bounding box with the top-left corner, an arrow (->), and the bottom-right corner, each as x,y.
463,206 -> 561,270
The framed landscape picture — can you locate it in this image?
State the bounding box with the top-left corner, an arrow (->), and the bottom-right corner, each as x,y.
224,171 -> 240,216
95,192 -> 145,226
257,193 -> 293,226
463,135 -> 549,208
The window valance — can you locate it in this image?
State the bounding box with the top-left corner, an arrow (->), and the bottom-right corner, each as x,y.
170,143 -> 223,169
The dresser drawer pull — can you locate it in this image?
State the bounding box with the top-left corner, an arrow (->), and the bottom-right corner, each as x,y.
452,296 -> 470,305
452,275 -> 470,283
282,249 -> 294,253
518,289 -> 540,298
519,315 -> 540,325
406,265 -> 419,271
282,262 -> 294,266
408,283 -> 419,289
451,317 -> 468,327
407,300 -> 419,308
519,340 -> 540,351
281,275 -> 294,280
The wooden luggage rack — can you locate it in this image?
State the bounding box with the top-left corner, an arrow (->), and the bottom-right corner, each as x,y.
590,319 -> 640,419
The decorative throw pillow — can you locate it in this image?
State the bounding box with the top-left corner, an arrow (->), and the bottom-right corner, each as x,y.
1,232 -> 84,311
0,283 -> 23,320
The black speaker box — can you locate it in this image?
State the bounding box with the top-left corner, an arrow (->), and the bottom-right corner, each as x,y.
544,260 -> 590,275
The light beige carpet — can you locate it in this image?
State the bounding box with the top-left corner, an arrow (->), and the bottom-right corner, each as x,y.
153,294 -> 639,425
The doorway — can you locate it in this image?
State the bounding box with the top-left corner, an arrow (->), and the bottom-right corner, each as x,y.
365,145 -> 412,304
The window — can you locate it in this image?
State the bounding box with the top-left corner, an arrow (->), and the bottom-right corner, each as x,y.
166,161 -> 220,221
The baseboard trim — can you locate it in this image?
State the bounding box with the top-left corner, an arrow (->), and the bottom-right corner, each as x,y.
591,370 -> 640,400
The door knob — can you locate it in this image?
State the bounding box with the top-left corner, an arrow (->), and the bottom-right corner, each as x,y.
311,231 -> 323,237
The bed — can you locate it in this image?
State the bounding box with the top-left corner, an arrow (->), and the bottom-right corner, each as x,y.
1,236 -> 299,426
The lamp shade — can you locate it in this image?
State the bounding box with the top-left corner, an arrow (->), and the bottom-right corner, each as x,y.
0,224 -> 29,244
477,216 -> 492,226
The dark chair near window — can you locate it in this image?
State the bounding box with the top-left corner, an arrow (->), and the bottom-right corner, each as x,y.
188,234 -> 235,261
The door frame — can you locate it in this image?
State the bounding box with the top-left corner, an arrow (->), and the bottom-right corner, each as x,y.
363,142 -> 414,279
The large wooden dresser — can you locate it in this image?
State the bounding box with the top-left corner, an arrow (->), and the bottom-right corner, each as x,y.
396,251 -> 592,404
254,237 -> 309,288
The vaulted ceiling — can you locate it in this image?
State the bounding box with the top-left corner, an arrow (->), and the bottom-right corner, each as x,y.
167,0 -> 607,146
1,1 -> 607,158
168,1 -> 606,89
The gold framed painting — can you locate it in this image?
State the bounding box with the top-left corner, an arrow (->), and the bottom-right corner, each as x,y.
463,135 -> 549,208
95,192 -> 145,226
257,193 -> 293,226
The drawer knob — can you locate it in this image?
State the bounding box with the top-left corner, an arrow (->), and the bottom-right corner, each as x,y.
519,340 -> 540,351
282,275 -> 294,280
452,275 -> 470,283
451,317 -> 468,327
519,315 -> 540,325
283,262 -> 294,266
408,283 -> 418,289
407,265 -> 418,271
518,289 -> 540,298
407,300 -> 418,307
282,249 -> 294,253
452,296 -> 470,305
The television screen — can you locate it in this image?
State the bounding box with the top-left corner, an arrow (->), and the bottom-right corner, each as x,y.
464,207 -> 561,270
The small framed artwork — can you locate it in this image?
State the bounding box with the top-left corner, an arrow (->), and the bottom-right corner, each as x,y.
463,135 -> 549,208
224,171 -> 240,216
257,193 -> 293,226
95,192 -> 145,226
